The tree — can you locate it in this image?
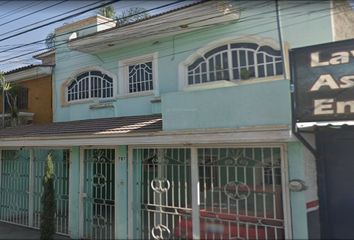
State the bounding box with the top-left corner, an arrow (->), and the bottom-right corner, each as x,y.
45,32 -> 56,49
40,152 -> 56,240
117,7 -> 149,26
97,5 -> 116,19
0,73 -> 20,127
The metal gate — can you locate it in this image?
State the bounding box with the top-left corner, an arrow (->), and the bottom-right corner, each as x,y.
139,148 -> 193,239
0,149 -> 69,235
33,149 -> 69,235
82,149 -> 115,239
136,147 -> 285,239
0,150 -> 29,226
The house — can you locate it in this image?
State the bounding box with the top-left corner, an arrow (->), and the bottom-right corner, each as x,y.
0,50 -> 54,127
0,0 -> 350,239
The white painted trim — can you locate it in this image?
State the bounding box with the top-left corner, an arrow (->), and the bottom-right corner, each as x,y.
330,0 -> 336,41
0,127 -> 295,147
178,35 -> 285,90
127,147 -> 133,239
114,147 -> 119,239
281,144 -> 292,239
62,66 -> 118,106
78,147 -> 84,238
190,147 -> 200,239
28,149 -> 35,227
118,52 -> 159,97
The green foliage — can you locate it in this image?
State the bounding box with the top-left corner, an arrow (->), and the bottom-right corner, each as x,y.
45,32 -> 56,49
116,7 -> 149,26
98,5 -> 116,19
40,152 -> 56,240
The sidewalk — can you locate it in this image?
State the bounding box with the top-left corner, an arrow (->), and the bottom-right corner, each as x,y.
0,222 -> 69,239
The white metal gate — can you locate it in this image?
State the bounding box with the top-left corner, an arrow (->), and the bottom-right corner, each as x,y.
135,147 -> 285,239
0,150 -> 29,226
0,149 -> 69,235
82,149 -> 115,240
139,148 -> 193,239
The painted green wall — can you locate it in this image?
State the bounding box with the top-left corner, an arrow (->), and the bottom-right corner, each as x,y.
162,79 -> 291,130
53,1 -> 332,126
287,142 -> 308,239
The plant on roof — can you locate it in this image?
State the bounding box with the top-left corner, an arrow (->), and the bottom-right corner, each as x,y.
116,7 -> 150,26
98,5 -> 116,19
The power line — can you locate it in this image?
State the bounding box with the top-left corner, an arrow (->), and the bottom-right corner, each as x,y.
0,0 -> 118,41
48,1 -> 338,72
0,0 -> 190,55
0,1 -> 336,67
0,1 -> 42,21
0,0 -> 69,29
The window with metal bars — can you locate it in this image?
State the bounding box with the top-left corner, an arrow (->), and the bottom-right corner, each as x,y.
67,70 -> 113,102
4,86 -> 28,112
128,61 -> 153,93
187,42 -> 283,85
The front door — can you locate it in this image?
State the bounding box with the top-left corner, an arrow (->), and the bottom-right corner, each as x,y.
317,128 -> 354,239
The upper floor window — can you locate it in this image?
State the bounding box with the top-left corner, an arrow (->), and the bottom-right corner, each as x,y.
187,42 -> 283,85
5,86 -> 28,111
119,52 -> 158,96
67,70 -> 113,102
128,61 -> 153,93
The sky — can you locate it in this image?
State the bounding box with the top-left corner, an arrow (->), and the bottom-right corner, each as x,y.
0,0 -> 195,72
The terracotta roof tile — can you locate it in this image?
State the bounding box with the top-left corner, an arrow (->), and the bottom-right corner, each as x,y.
0,114 -> 162,138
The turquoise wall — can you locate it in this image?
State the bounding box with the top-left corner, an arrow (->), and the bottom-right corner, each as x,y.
53,1 -> 332,126
162,79 -> 291,130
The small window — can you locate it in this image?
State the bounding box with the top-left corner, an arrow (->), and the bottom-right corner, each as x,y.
67,70 -> 113,102
128,61 -> 153,93
5,86 -> 28,111
119,53 -> 158,95
187,42 -> 283,85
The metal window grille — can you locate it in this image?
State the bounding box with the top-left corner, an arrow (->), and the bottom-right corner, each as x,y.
188,43 -> 283,85
67,71 -> 113,102
4,86 -> 28,112
136,147 -> 285,240
128,62 -> 153,93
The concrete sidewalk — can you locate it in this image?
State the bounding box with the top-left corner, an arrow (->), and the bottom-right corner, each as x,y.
0,222 -> 70,239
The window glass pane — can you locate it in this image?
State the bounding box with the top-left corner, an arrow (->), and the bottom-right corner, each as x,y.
257,53 -> 264,64
239,50 -> 246,67
247,51 -> 254,65
195,74 -> 200,84
128,61 -> 153,93
258,65 -> 265,78
188,74 -> 193,85
202,73 -> 208,83
266,63 -> 274,76
204,45 -> 228,59
233,69 -> 239,80
276,62 -> 283,75
232,50 -> 238,68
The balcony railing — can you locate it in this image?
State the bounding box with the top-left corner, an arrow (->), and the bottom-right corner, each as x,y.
0,112 -> 34,128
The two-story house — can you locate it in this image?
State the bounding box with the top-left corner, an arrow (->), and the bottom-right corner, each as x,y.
0,1 -> 345,239
0,49 -> 54,127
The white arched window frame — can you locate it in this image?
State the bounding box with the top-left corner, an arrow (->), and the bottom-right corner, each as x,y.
179,36 -> 287,90
64,67 -> 117,105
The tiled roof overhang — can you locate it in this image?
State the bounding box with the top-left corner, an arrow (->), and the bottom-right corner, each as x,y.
0,114 -> 162,138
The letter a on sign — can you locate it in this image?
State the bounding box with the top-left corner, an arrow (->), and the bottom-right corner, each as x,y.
310,74 -> 339,91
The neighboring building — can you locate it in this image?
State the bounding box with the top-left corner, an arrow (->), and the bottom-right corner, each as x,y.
0,50 -> 54,126
0,1 -> 349,239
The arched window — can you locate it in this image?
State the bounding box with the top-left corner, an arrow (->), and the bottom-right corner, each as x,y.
187,42 -> 283,85
67,70 -> 113,102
